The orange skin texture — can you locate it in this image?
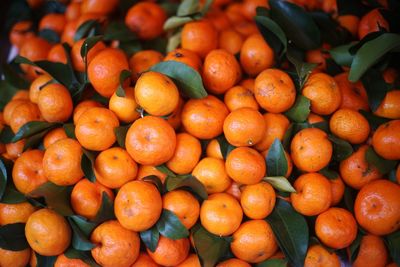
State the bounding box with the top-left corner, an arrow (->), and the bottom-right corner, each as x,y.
329,108 -> 370,144
216,258 -> 252,267
125,116 -> 176,166
147,236 -> 190,266
339,145 -> 382,190
240,34 -> 274,77
206,139 -> 224,160
77,13 -> 106,29
163,190 -> 200,229
88,48 -> 130,97
80,0 -> 119,15
358,9 -> 389,40
225,181 -> 242,201
70,179 -> 115,220
223,107 -> 266,147
291,173 -> 332,216
315,207 -> 357,249
355,179 -> 400,236
181,20 -> 218,58
5,139 -> 25,160
372,120 -> 400,160
134,71 -> 180,116
192,157 -> 232,194
218,29 -> 243,55
231,220 -> 278,263
75,107 -> 120,151
73,100 -> 103,124
181,95 -> 229,139
47,44 -> 68,64
254,68 -> 296,113
374,90 -> 400,119
65,2 -> 81,21
130,50 -> 163,80
8,101 -> 41,133
353,235 -> 388,267
334,72 -> 369,111
176,253 -> 201,267
54,253 -> 89,267
206,9 -> 232,32
306,49 -> 327,71
242,0 -> 269,20
136,165 -> 167,184
226,147 -> 266,185
0,247 -> 31,267
19,37 -> 52,80
200,193 -> 243,236
164,48 -> 202,72
224,85 -> 259,112
302,73 -> 341,115
203,49 -> 242,95
25,209 -> 71,256
240,78 -> 255,93
39,13 -> 66,34
43,127 -> 68,149
43,138 -> 84,186
90,220 -> 140,267
114,180 -> 162,232
234,21 -> 259,37
38,83 -> 74,123
304,245 -> 341,267
109,87 -> 140,123
125,2 -> 167,40
131,252 -> 160,267
240,182 -> 276,219
12,90 -> 29,101
330,176 -> 345,206
225,3 -> 246,24
0,202 -> 36,225
61,20 -> 78,46
71,39 -> 106,72
255,113 -> 290,151
12,150 -> 47,194
337,15 -> 360,36
166,96 -> 184,130
9,21 -> 34,49
3,99 -> 27,125
166,133 -> 202,175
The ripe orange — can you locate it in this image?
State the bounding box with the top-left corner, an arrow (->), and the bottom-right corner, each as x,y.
109,87 -> 140,123
47,44 -> 68,64
166,96 -> 184,130
29,74 -> 52,104
334,72 -> 369,111
72,99 -> 103,125
43,127 -> 68,149
176,253 -> 201,267
71,39 -> 106,72
136,165 -> 167,183
353,234 -> 388,267
255,113 -> 290,151
131,251 -> 160,267
8,101 -> 41,134
330,176 -> 345,206
240,182 -> 276,219
39,13 -> 66,35
181,20 -> 218,58
9,20 -> 34,49
5,139 -> 25,160
54,254 -> 89,267
304,244 -> 341,267
375,90 -> 400,119
0,202 -> 36,225
65,2 -> 81,21
164,48 -> 202,72
372,120 -> 400,160
61,20 -> 78,46
216,258 -> 252,267
240,34 -> 274,77
205,139 -> 224,160
358,8 -> 389,40
242,0 -> 269,20
225,181 -> 242,200
80,0 -> 119,15
0,248 -> 31,267
38,83 -> 73,123
19,37 -> 52,80
129,50 -> 164,80
224,85 -> 259,112
218,29 -> 244,55
147,236 -> 190,266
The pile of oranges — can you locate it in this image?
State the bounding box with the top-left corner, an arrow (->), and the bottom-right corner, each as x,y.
1,0 -> 400,266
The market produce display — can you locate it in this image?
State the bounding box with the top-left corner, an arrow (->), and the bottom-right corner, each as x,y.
0,0 -> 399,266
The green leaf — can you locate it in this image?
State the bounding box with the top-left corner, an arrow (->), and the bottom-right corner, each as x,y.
28,182 -> 74,216
114,124 -> 131,148
65,247 -> 100,267
349,33 -> 400,82
329,43 -> 355,67
0,81 -> 19,110
166,31 -> 182,53
385,230 -> 400,266
68,217 -> 95,251
319,167 -> 339,180
36,253 -> 57,267
69,215 -> 97,236
0,223 -> 29,251
256,258 -> 288,267
266,139 -> 288,177
287,51 -> 318,89
140,226 -> 160,252
0,125 -> 16,143
142,175 -> 164,194
63,123 -> 76,139
284,95 -> 311,123
156,209 -> 189,239
81,149 -> 97,182
116,70 -> 131,97
92,192 -> 115,224
1,185 -> 26,204
200,0 -> 213,16
266,199 -> 309,267
103,21 -> 137,41
177,0 -> 199,16
361,68 -> 392,112
74,20 -> 101,42
80,35 -> 103,60
359,110 -> 390,131
156,164 -> 176,177
349,231 -> 363,262
164,16 -> 193,31
165,175 -> 208,200
328,134 -> 353,161
192,224 -> 231,267
119,41 -> 142,57
2,63 -> 30,89
269,0 -> 321,50
151,61 -> 207,99
38,29 -> 60,43
264,177 -> 296,193
365,146 -> 397,175
216,135 -> 236,159
12,121 -> 60,142
344,186 -> 357,213
24,130 -> 49,150
0,157 -> 12,201
292,121 -> 329,134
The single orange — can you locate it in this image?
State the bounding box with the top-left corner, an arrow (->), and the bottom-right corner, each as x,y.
164,48 -> 202,72
72,99 -> 103,125
181,20 -> 218,58
43,127 -> 68,149
372,120 -> 400,160
39,13 -> 66,35
240,34 -> 274,77
255,113 -> 290,152
224,85 -> 259,112
0,202 -> 36,225
147,236 -> 190,266
129,50 -> 164,80
353,234 -> 388,267
29,74 -> 52,104
240,182 -> 276,219
0,248 -> 31,267
38,83 -> 73,123
304,244 -> 341,267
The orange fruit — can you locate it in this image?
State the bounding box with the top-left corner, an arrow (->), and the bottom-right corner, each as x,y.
225,181 -> 242,200
125,116 -> 176,166
12,149 -> 47,194
206,139 -> 224,160
75,107 -> 120,151
166,133 -> 202,175
109,87 -> 140,123
304,244 -> 341,267
358,8 -> 389,40
291,173 -> 332,216
181,95 -> 229,139
334,72 -> 369,111
39,13 -> 66,35
43,127 -> 68,149
9,20 -> 34,49
25,208 -> 71,256
223,107 -> 266,146
216,258 -> 251,267
307,113 -> 325,124
240,78 -> 255,92
114,180 -> 162,231
61,20 -> 78,46
11,90 -> 30,101
372,120 -> 400,160
181,20 -> 218,58
19,37 -> 52,80
5,139 -> 25,160
206,9 -> 231,31
71,38 -> 106,72
330,176 -> 345,206
135,71 -> 179,116
54,253 -> 89,267
47,44 -> 68,64
136,165 -> 167,183
339,145 -> 382,189
29,74 -> 52,104
80,0 -> 119,15
202,49 -> 242,95
224,85 -> 259,112
290,128 -> 333,172
255,113 -> 290,151
88,48 -> 129,97
131,251 -> 160,267
218,29 -> 244,55
374,90 -> 400,119
129,50 -> 164,80
90,220 -> 140,267
164,48 -> 202,72
338,15 -> 360,36
231,220 -> 278,263
354,179 -> 400,236
147,236 -> 190,266
125,2 -> 167,40
3,99 -> 27,125
65,2 -> 81,21
306,49 -> 327,71
225,3 -> 246,24
43,138 -> 84,186
176,253 -> 201,267
225,147 -> 266,185
240,182 -> 276,219
353,234 -> 388,267
302,73 -> 341,115
192,157 -> 232,194
315,207 -> 357,249
8,101 -> 41,134
70,179 -> 115,220
242,0 -> 269,20
240,34 -> 274,77
166,96 -> 184,130
0,202 -> 36,225
72,99 -> 103,125
38,83 -> 73,123
254,68 -> 296,113
0,247 -> 31,267
234,21 -> 259,37
200,192 -> 243,236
